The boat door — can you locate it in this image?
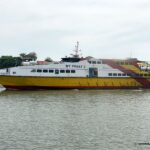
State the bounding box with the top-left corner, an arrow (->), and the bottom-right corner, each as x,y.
89,68 -> 98,77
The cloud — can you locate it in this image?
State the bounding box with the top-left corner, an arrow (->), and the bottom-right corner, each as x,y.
0,0 -> 150,61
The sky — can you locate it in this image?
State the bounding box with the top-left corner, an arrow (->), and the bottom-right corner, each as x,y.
0,0 -> 150,61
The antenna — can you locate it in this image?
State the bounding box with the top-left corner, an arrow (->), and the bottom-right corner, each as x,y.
71,41 -> 81,58
74,41 -> 80,56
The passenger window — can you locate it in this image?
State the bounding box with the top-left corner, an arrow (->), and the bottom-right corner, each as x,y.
113,73 -> 117,76
55,70 -> 59,74
37,69 -> 42,73
60,70 -> 65,73
43,69 -> 48,73
71,70 -> 75,73
66,70 -> 70,73
31,69 -> 36,72
49,70 -> 54,73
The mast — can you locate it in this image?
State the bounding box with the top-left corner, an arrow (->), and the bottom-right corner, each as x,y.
73,41 -> 80,58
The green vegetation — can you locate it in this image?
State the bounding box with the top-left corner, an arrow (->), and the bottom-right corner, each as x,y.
0,52 -> 37,69
44,57 -> 53,62
0,51 -> 54,69
0,56 -> 22,69
19,52 -> 37,61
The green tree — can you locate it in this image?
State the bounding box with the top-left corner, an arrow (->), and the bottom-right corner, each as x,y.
19,53 -> 26,59
0,56 -> 22,69
27,52 -> 37,61
45,57 -> 53,62
19,52 -> 37,61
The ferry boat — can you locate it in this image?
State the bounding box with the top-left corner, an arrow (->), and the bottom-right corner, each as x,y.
0,42 -> 150,90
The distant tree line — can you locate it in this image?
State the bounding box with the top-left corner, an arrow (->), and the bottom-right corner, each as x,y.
0,52 -> 37,69
0,52 -> 53,69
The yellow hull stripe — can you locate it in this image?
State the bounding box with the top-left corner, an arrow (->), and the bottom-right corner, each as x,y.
0,76 -> 143,88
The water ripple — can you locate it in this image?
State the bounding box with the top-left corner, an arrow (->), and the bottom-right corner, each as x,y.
0,89 -> 150,149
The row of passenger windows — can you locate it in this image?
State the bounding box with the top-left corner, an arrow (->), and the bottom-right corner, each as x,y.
31,69 -> 76,74
108,73 -> 150,77
109,73 -> 126,76
88,61 -> 133,65
116,62 -> 132,65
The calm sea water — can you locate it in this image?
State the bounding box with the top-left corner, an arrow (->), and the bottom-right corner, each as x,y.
0,88 -> 150,150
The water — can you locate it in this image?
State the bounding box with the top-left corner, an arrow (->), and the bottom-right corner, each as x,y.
0,88 -> 150,150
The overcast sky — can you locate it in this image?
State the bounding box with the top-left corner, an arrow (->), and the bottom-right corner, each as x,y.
0,0 -> 150,61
